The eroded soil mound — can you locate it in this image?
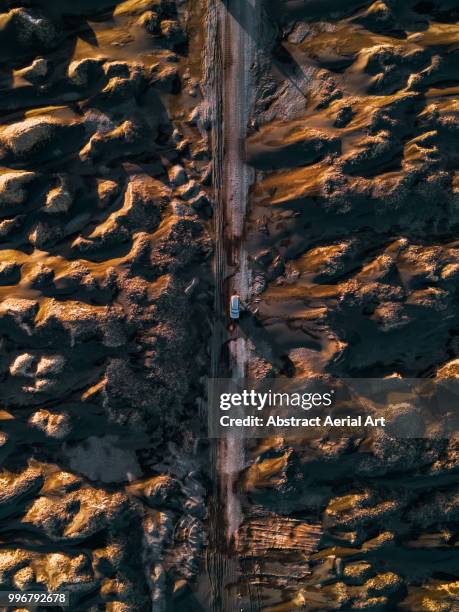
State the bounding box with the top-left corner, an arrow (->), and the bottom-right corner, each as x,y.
0,1 -> 211,609
239,1 -> 459,609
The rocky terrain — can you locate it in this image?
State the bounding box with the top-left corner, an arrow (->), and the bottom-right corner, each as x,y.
233,0 -> 459,610
2,0 -> 459,611
0,0 -> 212,610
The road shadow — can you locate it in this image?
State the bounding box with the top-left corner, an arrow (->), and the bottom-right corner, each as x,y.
222,0 -> 309,100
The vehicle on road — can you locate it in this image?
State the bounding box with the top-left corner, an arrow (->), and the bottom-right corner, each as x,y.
230,294 -> 240,320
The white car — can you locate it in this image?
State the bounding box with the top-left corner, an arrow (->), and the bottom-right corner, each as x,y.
230,294 -> 240,319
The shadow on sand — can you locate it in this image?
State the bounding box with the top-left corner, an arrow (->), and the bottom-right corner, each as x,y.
222,0 -> 310,100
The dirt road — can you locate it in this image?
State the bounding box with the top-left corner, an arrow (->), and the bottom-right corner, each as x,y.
221,0 -> 257,546
206,0 -> 259,609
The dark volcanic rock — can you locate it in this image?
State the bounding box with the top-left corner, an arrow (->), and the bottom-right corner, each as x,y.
0,0 -> 210,608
